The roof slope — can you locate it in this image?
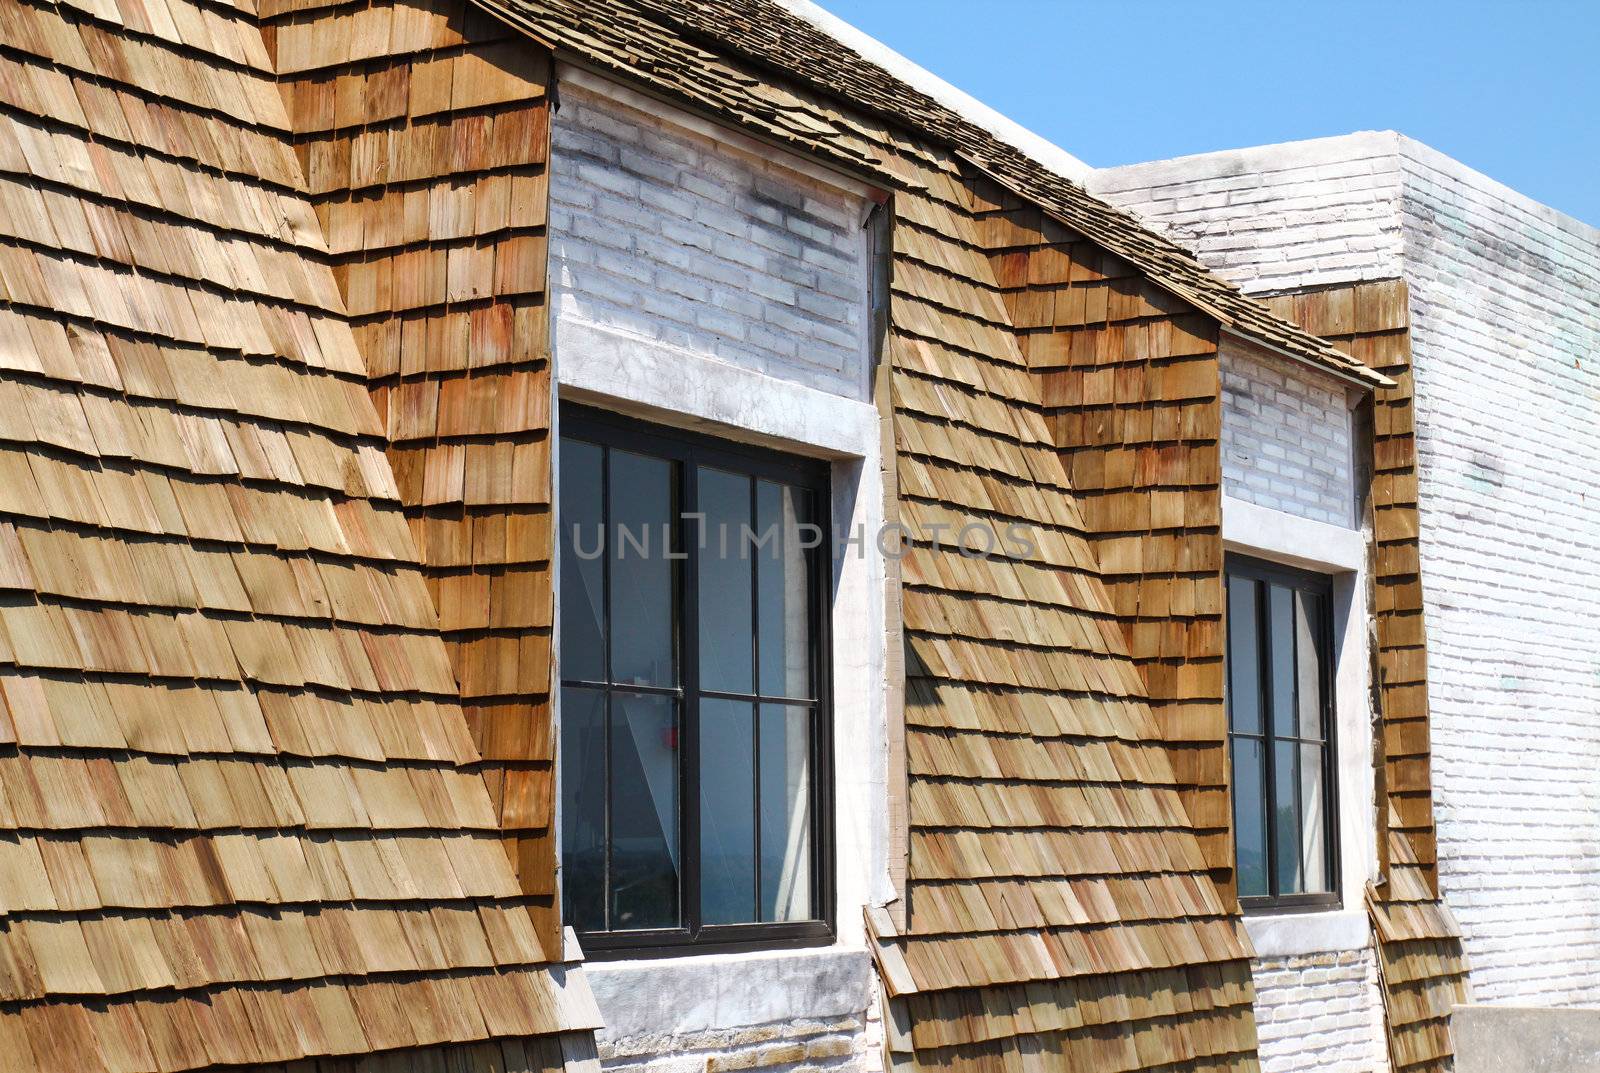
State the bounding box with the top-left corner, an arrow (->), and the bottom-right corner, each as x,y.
261,0 -> 565,950
0,0 -> 597,1067
472,0 -> 1388,391
875,134 -> 1257,1073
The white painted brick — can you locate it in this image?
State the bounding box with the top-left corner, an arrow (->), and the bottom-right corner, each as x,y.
551,83 -> 869,401
1250,949 -> 1389,1073
1221,341 -> 1355,528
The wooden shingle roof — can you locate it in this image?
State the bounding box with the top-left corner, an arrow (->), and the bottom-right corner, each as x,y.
468,0 -> 1391,391
0,0 -> 598,1067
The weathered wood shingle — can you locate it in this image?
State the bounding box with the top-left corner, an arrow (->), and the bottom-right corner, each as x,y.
0,0 -> 598,1067
875,137 -> 1258,1072
261,0 -> 564,949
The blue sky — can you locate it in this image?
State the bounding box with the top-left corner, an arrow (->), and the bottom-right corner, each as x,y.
815,1 -> 1600,226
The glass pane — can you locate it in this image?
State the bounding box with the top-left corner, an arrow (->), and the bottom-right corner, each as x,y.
700,697 -> 756,924
756,481 -> 813,700
1231,738 -> 1267,898
559,440 -> 605,683
560,686 -> 606,932
759,703 -> 812,921
1225,576 -> 1261,735
1273,740 -> 1303,895
1295,590 -> 1327,740
1268,583 -> 1297,739
609,692 -> 679,929
1301,742 -> 1330,892
609,450 -> 675,687
698,467 -> 754,694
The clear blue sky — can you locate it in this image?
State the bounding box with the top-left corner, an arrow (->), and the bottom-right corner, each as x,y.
816,1 -> 1600,226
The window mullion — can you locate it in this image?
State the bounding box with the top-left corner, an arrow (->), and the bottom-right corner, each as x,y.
600,445 -> 613,933
682,459 -> 701,939
1259,580 -> 1278,900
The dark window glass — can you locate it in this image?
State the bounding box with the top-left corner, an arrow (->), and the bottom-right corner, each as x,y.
700,697 -> 756,924
697,467 -> 754,694
609,691 -> 680,929
559,442 -> 605,683
1231,737 -> 1268,898
559,685 -> 605,932
557,406 -> 832,954
609,451 -> 676,687
1225,555 -> 1338,910
1226,577 -> 1262,735
757,483 -> 812,700
759,702 -> 813,921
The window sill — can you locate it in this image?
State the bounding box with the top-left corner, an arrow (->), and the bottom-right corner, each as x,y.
582,943 -> 873,1039
1244,907 -> 1371,958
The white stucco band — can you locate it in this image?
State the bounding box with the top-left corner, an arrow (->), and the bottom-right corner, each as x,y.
585,948 -> 872,1041
1222,496 -> 1364,575
557,319 -> 875,459
1245,910 -> 1370,958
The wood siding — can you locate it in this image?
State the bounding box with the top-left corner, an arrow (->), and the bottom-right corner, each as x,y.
261,0 -> 562,946
972,177 -> 1233,895
878,142 -> 1256,1071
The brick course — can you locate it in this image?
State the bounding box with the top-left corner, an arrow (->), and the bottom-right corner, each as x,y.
549,82 -> 869,399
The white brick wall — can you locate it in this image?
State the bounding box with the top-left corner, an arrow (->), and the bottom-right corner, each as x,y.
1397,140 -> 1600,1005
1088,133 -> 1407,293
1252,948 -> 1389,1073
549,79 -> 870,400
1221,339 -> 1355,528
1096,134 -> 1600,1008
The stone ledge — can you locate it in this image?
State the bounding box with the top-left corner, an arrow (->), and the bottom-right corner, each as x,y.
588,947 -> 873,1043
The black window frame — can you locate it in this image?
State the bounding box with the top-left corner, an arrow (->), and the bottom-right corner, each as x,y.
557,403 -> 836,958
1225,553 -> 1342,913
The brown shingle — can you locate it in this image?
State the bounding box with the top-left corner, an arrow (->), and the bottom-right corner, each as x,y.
0,0 -> 597,1068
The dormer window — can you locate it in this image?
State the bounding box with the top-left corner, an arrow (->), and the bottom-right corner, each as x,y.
558,406 -> 833,954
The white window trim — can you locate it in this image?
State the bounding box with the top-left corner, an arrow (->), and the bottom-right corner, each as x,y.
1223,495 -> 1376,957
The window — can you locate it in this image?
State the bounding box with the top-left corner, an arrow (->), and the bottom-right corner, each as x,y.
1225,554 -> 1339,909
557,405 -> 833,954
